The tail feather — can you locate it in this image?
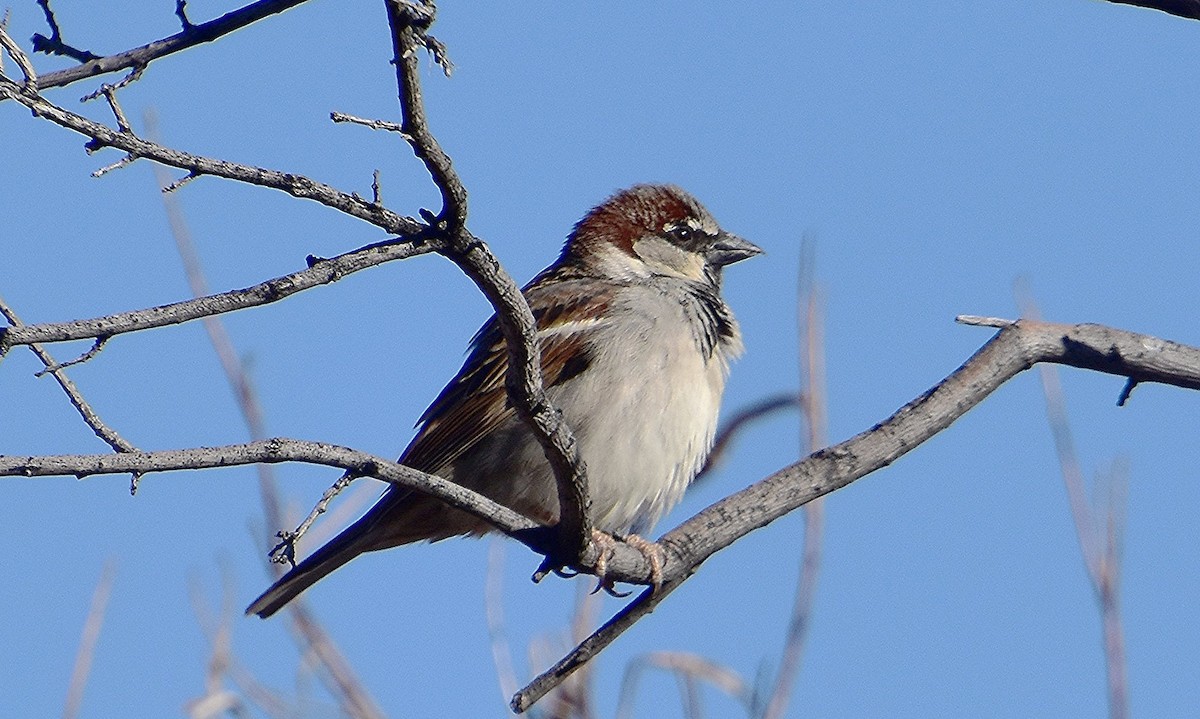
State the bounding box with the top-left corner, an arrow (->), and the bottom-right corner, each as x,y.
246,522 -> 367,618
246,488 -> 486,617
247,487 -> 412,618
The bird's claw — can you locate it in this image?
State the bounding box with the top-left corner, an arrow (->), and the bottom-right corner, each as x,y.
532,529 -> 666,595
587,529 -> 665,595
621,532 -> 665,592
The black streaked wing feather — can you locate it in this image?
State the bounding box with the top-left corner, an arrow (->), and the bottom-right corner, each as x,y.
400,278 -> 616,474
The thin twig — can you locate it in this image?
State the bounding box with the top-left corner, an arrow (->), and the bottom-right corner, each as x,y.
0,297 -> 137,456
269,472 -> 357,567
485,540 -> 521,705
90,153 -> 136,178
616,651 -> 750,719
30,0 -> 100,63
62,560 -> 117,719
175,0 -> 195,30
762,245 -> 827,719
33,337 -> 108,376
331,110 -> 411,137
1020,293 -> 1129,719
955,314 -> 1014,328
162,170 -> 199,193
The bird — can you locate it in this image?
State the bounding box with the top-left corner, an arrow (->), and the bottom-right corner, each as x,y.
247,184 -> 761,618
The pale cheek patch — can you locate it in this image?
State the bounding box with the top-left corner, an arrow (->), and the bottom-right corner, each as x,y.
633,237 -> 706,281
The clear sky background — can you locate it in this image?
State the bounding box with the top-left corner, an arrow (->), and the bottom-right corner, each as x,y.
3,1 -> 1199,717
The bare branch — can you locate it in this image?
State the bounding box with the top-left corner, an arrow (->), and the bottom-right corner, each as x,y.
1019,293 -> 1130,719
0,235 -> 439,352
283,602 -> 388,719
0,438 -> 540,534
331,110 -> 410,138
87,84 -> 132,135
33,337 -> 108,377
763,254 -> 827,719
511,318 -> 1200,710
0,297 -> 137,456
8,0 -> 593,581
269,472 -> 357,567
27,0 -> 314,91
0,20 -> 37,89
955,314 -> 1014,328
385,0 -> 592,565
0,79 -> 417,234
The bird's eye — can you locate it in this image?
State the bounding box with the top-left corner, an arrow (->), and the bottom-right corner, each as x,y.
667,223 -> 696,242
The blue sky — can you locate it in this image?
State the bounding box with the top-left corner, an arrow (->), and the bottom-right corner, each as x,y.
3,1 -> 1200,717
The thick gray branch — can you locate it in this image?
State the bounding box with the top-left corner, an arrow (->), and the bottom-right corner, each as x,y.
511,319 -> 1200,710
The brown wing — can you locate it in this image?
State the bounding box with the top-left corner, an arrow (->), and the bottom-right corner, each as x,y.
399,277 -> 616,474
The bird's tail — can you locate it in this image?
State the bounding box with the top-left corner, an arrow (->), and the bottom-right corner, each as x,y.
245,518 -> 370,618
246,488 -> 482,618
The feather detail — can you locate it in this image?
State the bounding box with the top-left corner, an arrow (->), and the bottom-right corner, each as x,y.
401,278 -> 618,474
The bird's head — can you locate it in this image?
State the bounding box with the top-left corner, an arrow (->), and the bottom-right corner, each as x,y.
564,184 -> 762,285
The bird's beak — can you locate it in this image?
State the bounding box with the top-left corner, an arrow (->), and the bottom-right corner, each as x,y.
707,232 -> 763,267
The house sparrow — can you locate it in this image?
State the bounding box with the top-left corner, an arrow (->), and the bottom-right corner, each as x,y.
247,184 -> 761,618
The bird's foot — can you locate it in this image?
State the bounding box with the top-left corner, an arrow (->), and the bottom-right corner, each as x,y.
588,530 -> 665,596
589,529 -> 629,596
531,529 -> 665,596
620,532 -> 665,592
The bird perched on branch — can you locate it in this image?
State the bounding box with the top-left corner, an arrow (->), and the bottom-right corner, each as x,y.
248,184 -> 761,618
